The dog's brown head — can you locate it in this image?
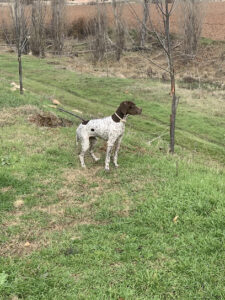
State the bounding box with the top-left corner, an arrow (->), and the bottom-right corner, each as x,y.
118,101 -> 142,116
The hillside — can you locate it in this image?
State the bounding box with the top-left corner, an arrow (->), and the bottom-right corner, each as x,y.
0,53 -> 225,299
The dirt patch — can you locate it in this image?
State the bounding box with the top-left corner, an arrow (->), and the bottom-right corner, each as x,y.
63,167 -> 109,184
0,186 -> 13,193
29,112 -> 73,128
0,105 -> 41,127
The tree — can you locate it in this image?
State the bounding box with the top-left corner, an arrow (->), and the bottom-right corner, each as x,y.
112,0 -> 125,61
159,0 -> 178,153
129,0 -> 179,153
92,0 -> 108,62
10,0 -> 30,94
51,0 -> 65,55
140,0 -> 149,48
30,0 -> 47,57
180,0 -> 203,58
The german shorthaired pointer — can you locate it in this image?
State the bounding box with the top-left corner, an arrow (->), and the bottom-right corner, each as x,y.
76,101 -> 142,171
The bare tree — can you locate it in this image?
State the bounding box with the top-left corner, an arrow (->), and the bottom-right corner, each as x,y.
51,0 -> 65,55
155,0 -> 179,153
180,0 -> 203,58
140,0 -> 149,48
129,0 -> 179,153
112,0 -> 125,61
10,0 -> 30,94
91,1 -> 108,62
30,0 -> 47,57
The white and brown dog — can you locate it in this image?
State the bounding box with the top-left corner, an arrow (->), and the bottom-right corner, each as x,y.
76,101 -> 142,171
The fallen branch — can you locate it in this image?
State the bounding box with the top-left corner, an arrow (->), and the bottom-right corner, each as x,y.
147,129 -> 168,145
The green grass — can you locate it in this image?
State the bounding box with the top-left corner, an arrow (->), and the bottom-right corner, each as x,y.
0,53 -> 225,299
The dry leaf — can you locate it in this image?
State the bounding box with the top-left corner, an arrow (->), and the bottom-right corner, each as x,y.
13,200 -> 24,208
72,109 -> 82,114
52,99 -> 61,105
10,296 -> 19,300
173,216 -> 179,223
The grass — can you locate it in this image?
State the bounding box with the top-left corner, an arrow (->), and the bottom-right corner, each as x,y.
0,53 -> 225,299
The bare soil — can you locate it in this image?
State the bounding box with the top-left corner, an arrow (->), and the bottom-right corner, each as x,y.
28,112 -> 73,128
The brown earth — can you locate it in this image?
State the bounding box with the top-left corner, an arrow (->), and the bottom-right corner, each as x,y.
29,112 -> 73,128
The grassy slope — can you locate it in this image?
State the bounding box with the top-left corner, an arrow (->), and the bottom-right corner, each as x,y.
0,53 -> 225,299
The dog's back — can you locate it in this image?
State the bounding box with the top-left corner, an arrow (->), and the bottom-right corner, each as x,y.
76,116 -> 125,142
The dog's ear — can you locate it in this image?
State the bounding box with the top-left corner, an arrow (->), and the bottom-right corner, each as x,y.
119,101 -> 129,115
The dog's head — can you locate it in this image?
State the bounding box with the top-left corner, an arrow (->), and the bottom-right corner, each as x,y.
118,101 -> 142,116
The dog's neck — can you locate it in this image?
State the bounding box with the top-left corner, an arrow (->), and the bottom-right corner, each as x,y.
112,108 -> 127,123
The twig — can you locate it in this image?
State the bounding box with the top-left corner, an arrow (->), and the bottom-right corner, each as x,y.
148,129 -> 168,145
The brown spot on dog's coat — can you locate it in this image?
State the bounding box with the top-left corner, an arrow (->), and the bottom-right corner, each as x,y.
82,120 -> 89,125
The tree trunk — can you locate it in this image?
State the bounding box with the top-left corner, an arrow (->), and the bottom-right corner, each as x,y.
164,0 -> 177,153
170,91 -> 177,153
112,0 -> 124,61
18,51 -> 23,95
140,0 -> 149,47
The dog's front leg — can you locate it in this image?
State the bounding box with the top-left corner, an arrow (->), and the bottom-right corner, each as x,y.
113,136 -> 123,168
105,139 -> 116,171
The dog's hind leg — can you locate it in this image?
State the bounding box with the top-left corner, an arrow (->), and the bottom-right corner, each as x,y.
79,136 -> 90,168
76,134 -> 79,146
89,137 -> 100,162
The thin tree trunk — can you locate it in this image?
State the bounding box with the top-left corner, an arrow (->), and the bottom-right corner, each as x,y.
140,0 -> 149,47
170,89 -> 177,153
18,50 -> 23,95
112,0 -> 124,61
164,0 -> 177,153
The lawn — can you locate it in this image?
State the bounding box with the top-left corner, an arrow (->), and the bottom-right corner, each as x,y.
0,53 -> 225,299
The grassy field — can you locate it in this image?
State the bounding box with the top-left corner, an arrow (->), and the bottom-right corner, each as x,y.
0,53 -> 225,299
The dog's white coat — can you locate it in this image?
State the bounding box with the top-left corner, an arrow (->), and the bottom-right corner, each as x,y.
76,115 -> 126,170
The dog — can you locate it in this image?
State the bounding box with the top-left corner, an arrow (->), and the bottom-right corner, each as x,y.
76,101 -> 142,171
